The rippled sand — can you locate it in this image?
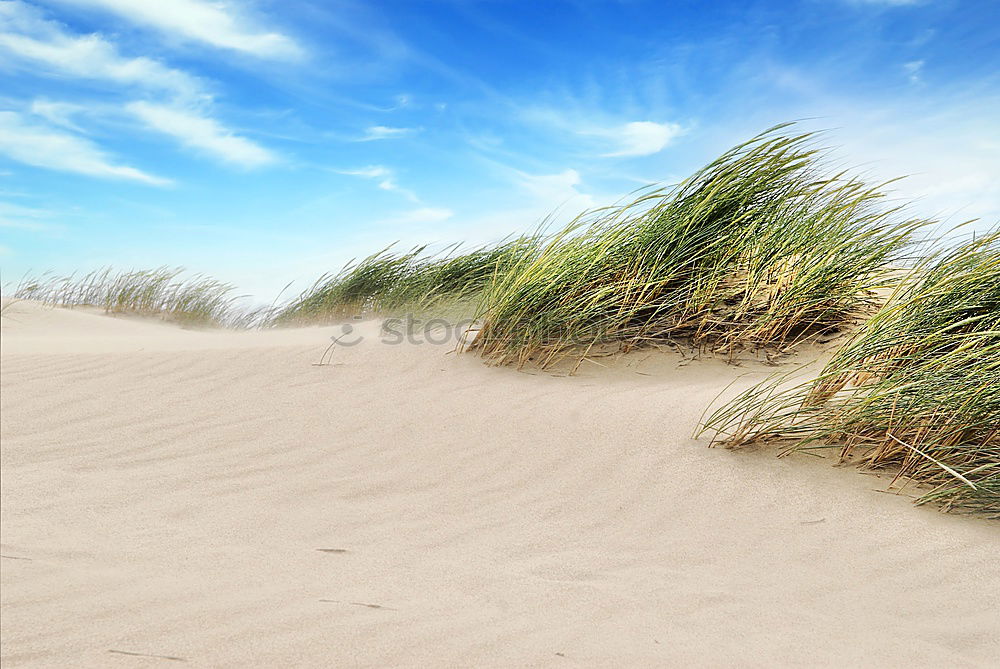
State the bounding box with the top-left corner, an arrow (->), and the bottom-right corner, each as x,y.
2,301 -> 997,667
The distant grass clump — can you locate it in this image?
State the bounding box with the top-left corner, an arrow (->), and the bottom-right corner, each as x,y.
470,124 -> 926,369
700,229 -> 1000,515
12,267 -> 257,327
272,241 -> 529,325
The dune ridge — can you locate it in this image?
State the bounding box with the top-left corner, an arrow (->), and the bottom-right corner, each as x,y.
2,301 -> 998,667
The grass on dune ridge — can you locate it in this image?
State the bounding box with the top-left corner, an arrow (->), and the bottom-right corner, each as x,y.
13,124 -> 928,344
273,122 -> 930,359
699,229 -> 1000,515
6,123 -> 997,514
471,124 -> 928,368
7,241 -> 529,329
9,267 -> 271,328
271,240 -> 531,325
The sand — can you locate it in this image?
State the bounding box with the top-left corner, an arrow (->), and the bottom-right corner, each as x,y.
2,300 -> 998,667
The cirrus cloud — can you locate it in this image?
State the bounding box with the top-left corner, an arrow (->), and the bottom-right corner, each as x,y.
384,207 -> 454,225
0,111 -> 171,185
600,121 -> 684,158
337,165 -> 420,203
0,1 -> 207,103
127,102 -> 277,168
357,125 -> 418,142
47,0 -> 304,60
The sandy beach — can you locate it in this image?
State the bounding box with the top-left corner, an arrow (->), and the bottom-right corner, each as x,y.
3,0 -> 998,664
0,301 -> 996,667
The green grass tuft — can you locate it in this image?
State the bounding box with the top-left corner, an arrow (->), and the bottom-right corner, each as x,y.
271,240 -> 532,325
11,267 -> 261,328
698,228 -> 1000,515
470,124 -> 927,369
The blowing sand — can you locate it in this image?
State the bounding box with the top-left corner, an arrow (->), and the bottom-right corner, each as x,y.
1,300 -> 997,667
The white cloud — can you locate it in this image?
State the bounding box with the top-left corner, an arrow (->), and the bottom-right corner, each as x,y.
0,3 -> 278,171
0,200 -> 53,230
520,107 -> 683,158
378,179 -> 405,193
0,200 -> 49,217
0,1 -> 207,103
338,165 -> 419,202
600,121 -> 683,157
0,111 -> 170,185
338,165 -> 392,179
30,99 -> 86,132
358,125 -> 417,141
516,168 -> 596,211
903,59 -> 924,84
127,102 -> 276,167
384,207 -> 454,225
51,0 -> 303,60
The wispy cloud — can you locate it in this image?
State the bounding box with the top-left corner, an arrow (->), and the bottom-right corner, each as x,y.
519,107 -> 683,158
357,125 -> 418,141
338,165 -> 419,202
1,1 -> 279,173
338,166 -> 393,179
0,111 -> 170,185
383,207 -> 454,225
0,199 -> 54,230
50,0 -> 304,60
127,102 -> 276,168
596,121 -> 684,157
0,1 -> 207,103
515,168 -> 597,211
370,94 -> 413,111
29,98 -> 86,132
903,59 -> 925,84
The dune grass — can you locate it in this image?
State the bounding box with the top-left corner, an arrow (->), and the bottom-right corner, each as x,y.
698,229 -> 1000,515
11,124 -> 929,351
6,122 -> 994,516
468,124 -> 927,369
11,267 -> 260,328
272,240 -> 530,325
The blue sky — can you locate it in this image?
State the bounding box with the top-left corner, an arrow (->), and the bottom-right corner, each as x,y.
1,0 -> 998,300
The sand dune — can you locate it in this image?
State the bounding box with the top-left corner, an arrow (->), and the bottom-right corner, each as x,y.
2,301 -> 997,667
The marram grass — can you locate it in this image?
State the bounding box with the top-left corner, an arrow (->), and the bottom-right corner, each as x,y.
699,229 -> 1000,515
272,240 -> 531,325
470,124 -> 927,369
6,124 -> 996,518
11,267 -> 266,328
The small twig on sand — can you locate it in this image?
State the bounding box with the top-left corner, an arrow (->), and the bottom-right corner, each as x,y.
108,649 -> 187,662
